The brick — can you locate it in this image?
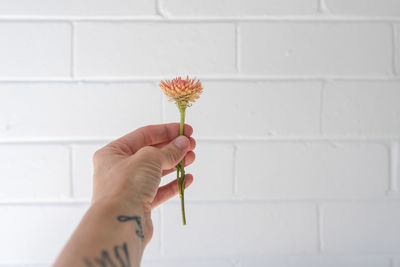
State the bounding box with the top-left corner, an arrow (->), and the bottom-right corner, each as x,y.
323,81 -> 400,136
72,143 -> 108,199
142,259 -> 233,267
0,0 -> 155,16
75,23 -> 235,77
323,201 -> 400,253
164,81 -> 321,137
0,204 -> 88,263
0,145 -> 70,200
0,22 -> 71,77
240,256 -> 390,267
160,0 -> 318,16
0,83 -> 161,138
161,142 -> 235,200
325,0 -> 400,16
236,142 -> 389,199
162,203 -> 318,257
240,23 -> 392,76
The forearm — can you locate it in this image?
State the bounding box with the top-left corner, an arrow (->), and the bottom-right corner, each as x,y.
54,198 -> 151,267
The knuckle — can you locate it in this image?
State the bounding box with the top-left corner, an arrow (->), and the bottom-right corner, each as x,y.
168,182 -> 178,195
139,145 -> 159,155
139,125 -> 155,144
136,146 -> 162,166
165,147 -> 182,164
190,137 -> 196,149
92,149 -> 104,163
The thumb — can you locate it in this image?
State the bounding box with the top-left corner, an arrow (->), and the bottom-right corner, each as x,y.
159,135 -> 190,170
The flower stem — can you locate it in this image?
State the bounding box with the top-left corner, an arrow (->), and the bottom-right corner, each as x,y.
178,106 -> 187,225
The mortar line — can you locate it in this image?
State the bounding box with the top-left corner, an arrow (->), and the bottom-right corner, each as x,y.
1,75 -> 400,83
3,198 -> 400,205
1,15 -> 400,22
0,136 -> 400,144
155,0 -> 165,18
318,0 -> 328,14
0,262 -> 53,266
317,0 -> 323,14
0,200 -> 90,206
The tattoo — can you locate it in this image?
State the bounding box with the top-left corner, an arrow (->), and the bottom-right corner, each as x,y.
82,215 -> 143,267
83,242 -> 130,267
117,215 -> 144,240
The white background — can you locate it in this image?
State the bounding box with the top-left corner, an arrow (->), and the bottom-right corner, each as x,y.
0,0 -> 400,266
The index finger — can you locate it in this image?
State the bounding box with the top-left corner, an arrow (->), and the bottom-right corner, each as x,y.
109,123 -> 193,155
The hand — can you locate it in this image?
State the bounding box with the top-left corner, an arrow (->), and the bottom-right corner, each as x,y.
91,123 -> 196,244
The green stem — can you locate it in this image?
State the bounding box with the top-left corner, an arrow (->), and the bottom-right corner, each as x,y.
178,106 -> 187,225
180,189 -> 186,225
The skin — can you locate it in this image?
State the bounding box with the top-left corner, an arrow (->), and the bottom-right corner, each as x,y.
53,123 -> 196,267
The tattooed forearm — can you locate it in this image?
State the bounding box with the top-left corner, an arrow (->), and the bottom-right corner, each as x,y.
117,215 -> 144,240
83,242 -> 130,267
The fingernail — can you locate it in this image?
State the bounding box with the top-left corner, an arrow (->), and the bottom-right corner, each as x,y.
174,136 -> 189,149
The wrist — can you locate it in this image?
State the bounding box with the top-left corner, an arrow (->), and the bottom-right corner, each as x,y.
91,192 -> 147,213
90,195 -> 153,245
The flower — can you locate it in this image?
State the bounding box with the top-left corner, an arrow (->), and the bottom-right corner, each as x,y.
159,75 -> 203,225
159,76 -> 203,109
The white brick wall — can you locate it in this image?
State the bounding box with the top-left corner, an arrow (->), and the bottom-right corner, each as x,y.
164,81 -> 322,136
159,0 -> 319,16
0,0 -> 399,266
323,81 -> 400,136
0,0 -> 155,17
0,83 -> 161,138
0,205 -> 88,263
0,145 -> 70,200
322,201 -> 400,253
162,203 -> 318,257
324,0 -> 400,17
75,23 -> 235,77
236,142 -> 389,199
0,23 -> 71,77
240,23 -> 392,76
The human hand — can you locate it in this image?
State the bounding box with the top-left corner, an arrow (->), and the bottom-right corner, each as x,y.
91,123 -> 196,244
